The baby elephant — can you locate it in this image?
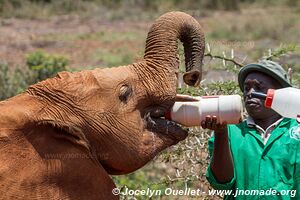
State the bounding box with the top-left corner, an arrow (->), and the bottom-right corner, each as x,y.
0,11 -> 205,199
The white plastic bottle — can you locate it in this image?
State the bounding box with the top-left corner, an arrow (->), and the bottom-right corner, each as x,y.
165,95 -> 243,127
252,87 -> 300,120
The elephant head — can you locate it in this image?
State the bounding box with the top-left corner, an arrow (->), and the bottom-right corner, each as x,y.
23,12 -> 205,175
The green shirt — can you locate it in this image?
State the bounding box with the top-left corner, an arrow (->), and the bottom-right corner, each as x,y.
206,118 -> 300,199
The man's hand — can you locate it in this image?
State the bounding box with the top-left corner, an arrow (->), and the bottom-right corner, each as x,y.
201,115 -> 227,133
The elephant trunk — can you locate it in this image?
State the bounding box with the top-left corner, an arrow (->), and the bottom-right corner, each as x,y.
144,11 -> 205,86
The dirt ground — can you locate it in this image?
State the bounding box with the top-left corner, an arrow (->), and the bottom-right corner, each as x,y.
0,15 -> 149,69
1,7 -> 299,80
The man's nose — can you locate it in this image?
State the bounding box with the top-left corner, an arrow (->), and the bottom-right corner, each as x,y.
245,88 -> 255,98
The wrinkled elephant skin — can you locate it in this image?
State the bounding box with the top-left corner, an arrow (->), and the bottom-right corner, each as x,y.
0,12 -> 205,199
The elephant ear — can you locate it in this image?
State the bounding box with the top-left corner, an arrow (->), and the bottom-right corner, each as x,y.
38,120 -> 91,151
144,11 -> 205,86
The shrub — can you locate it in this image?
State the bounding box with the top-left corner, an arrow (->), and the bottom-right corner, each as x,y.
26,50 -> 69,83
0,62 -> 29,100
0,62 -> 13,100
0,51 -> 69,100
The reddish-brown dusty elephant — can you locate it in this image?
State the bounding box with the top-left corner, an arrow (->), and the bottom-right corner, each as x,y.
0,12 -> 204,199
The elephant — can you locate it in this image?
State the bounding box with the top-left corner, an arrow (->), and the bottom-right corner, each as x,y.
0,11 -> 204,199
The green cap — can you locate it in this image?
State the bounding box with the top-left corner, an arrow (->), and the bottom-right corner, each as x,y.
238,60 -> 292,91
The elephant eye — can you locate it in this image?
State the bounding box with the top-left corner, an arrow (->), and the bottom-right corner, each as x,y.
119,85 -> 132,103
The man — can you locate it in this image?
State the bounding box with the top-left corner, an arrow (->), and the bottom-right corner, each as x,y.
204,60 -> 300,199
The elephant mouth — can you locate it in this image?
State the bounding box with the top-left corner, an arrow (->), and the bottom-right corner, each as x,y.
144,108 -> 188,142
143,95 -> 198,142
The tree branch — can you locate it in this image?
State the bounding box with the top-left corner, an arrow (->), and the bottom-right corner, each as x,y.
204,52 -> 244,68
263,44 -> 298,60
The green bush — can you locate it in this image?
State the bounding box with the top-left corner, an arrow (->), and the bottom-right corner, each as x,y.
0,51 -> 69,100
26,50 -> 68,82
0,62 -> 13,100
0,62 -> 28,100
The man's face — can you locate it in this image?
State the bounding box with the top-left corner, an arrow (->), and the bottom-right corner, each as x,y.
243,72 -> 282,119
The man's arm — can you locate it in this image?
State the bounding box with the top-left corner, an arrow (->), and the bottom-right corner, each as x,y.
202,116 -> 234,183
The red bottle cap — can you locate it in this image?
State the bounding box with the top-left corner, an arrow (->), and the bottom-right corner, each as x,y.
297,115 -> 300,124
165,112 -> 171,120
265,89 -> 275,108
